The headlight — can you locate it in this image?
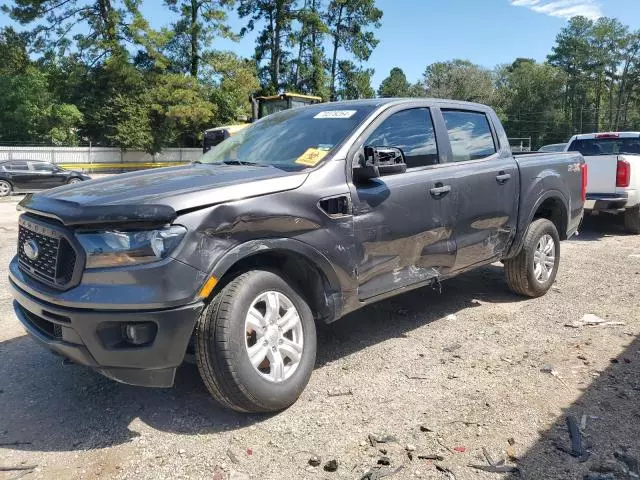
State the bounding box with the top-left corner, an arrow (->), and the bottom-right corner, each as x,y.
76,226 -> 187,269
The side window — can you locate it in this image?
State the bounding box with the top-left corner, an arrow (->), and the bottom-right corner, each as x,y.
32,163 -> 54,172
7,162 -> 29,172
442,110 -> 497,162
365,108 -> 438,168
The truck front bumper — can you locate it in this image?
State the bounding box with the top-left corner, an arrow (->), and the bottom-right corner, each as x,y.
10,277 -> 204,388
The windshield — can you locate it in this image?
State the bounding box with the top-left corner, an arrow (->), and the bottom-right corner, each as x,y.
568,137 -> 640,156
199,104 -> 374,171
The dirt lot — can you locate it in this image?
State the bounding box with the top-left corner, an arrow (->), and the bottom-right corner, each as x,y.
1,195 -> 639,480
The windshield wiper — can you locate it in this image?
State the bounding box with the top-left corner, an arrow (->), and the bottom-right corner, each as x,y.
220,160 -> 267,166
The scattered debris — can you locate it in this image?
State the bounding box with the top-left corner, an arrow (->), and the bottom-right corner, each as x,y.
177,449 -> 186,455
445,314 -> 457,321
417,454 -> 445,461
323,459 -> 339,472
453,446 -> 466,453
402,372 -> 430,380
308,455 -> 321,467
0,466 -> 38,472
419,425 -> 434,433
540,365 -> 570,389
436,437 -> 455,454
467,446 -> 519,474
614,449 -> 639,475
368,434 -> 398,447
468,464 -> 519,474
405,444 -> 416,452
435,464 -> 457,479
360,465 -> 404,480
226,449 -> 240,465
565,314 -> 626,328
327,388 -> 353,397
580,414 -> 587,432
377,456 -> 391,466
246,448 -> 253,456
554,415 -> 590,461
442,343 -> 461,353
507,437 -> 516,446
583,473 -> 616,480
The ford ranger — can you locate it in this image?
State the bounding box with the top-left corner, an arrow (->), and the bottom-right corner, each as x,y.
565,132 -> 640,233
10,98 -> 586,413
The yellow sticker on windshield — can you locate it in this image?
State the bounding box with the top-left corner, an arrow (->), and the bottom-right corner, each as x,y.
295,148 -> 329,167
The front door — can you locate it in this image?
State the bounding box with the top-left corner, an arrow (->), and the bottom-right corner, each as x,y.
30,162 -> 67,189
348,107 -> 457,300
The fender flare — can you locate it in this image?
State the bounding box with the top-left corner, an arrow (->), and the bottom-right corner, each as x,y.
209,238 -> 343,294
505,189 -> 569,258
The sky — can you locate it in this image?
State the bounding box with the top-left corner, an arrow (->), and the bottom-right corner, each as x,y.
4,0 -> 640,88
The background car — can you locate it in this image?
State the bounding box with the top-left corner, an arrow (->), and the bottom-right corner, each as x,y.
538,143 -> 567,152
0,160 -> 90,197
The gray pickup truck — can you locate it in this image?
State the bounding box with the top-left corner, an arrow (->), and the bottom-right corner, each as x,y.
10,98 -> 585,412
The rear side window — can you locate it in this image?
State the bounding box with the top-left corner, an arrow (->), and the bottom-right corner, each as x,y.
6,162 -> 29,171
365,108 -> 438,168
568,138 -> 640,156
442,110 -> 497,162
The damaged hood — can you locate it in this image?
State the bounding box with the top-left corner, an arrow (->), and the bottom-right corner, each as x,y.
19,163 -> 309,226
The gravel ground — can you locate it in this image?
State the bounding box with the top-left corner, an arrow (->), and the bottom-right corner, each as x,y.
1,195 -> 639,480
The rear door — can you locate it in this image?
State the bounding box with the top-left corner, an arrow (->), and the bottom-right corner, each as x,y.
4,161 -> 33,190
438,109 -> 519,271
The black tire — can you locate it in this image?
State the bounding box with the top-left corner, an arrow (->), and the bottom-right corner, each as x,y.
504,218 -> 560,298
624,206 -> 640,234
0,180 -> 12,197
67,177 -> 83,185
195,269 -> 317,413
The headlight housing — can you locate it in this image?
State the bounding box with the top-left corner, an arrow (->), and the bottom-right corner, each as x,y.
76,226 -> 187,269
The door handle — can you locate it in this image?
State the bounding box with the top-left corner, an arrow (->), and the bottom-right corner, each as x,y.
496,172 -> 511,184
429,184 -> 451,198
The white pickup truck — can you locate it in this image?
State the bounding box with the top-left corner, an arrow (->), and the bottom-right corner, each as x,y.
565,132 -> 640,233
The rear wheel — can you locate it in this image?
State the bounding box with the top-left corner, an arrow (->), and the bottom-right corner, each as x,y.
624,206 -> 640,234
504,218 -> 560,297
0,180 -> 12,197
195,269 -> 317,412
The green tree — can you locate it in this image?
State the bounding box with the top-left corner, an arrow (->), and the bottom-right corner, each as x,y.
238,0 -> 296,93
496,59 -> 567,147
335,59 -> 374,99
0,27 -> 30,75
165,0 -> 237,77
377,67 -> 410,97
422,60 -> 495,104
326,0 -> 382,100
3,1 -> 144,62
205,51 -> 260,124
290,0 -> 328,98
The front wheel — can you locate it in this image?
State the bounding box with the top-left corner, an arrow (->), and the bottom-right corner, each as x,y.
67,177 -> 83,185
504,218 -> 560,297
195,269 -> 317,412
624,206 -> 640,234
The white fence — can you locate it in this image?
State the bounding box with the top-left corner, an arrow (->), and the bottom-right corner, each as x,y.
0,146 -> 202,165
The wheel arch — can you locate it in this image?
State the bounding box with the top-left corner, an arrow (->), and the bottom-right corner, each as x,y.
505,190 -> 569,258
207,239 -> 343,323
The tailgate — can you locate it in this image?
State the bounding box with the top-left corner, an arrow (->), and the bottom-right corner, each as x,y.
585,154 -> 618,194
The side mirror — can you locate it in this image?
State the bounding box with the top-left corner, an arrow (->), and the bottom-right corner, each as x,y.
353,146 -> 407,183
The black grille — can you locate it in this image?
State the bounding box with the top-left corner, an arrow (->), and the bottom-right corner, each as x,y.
18,217 -> 79,288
